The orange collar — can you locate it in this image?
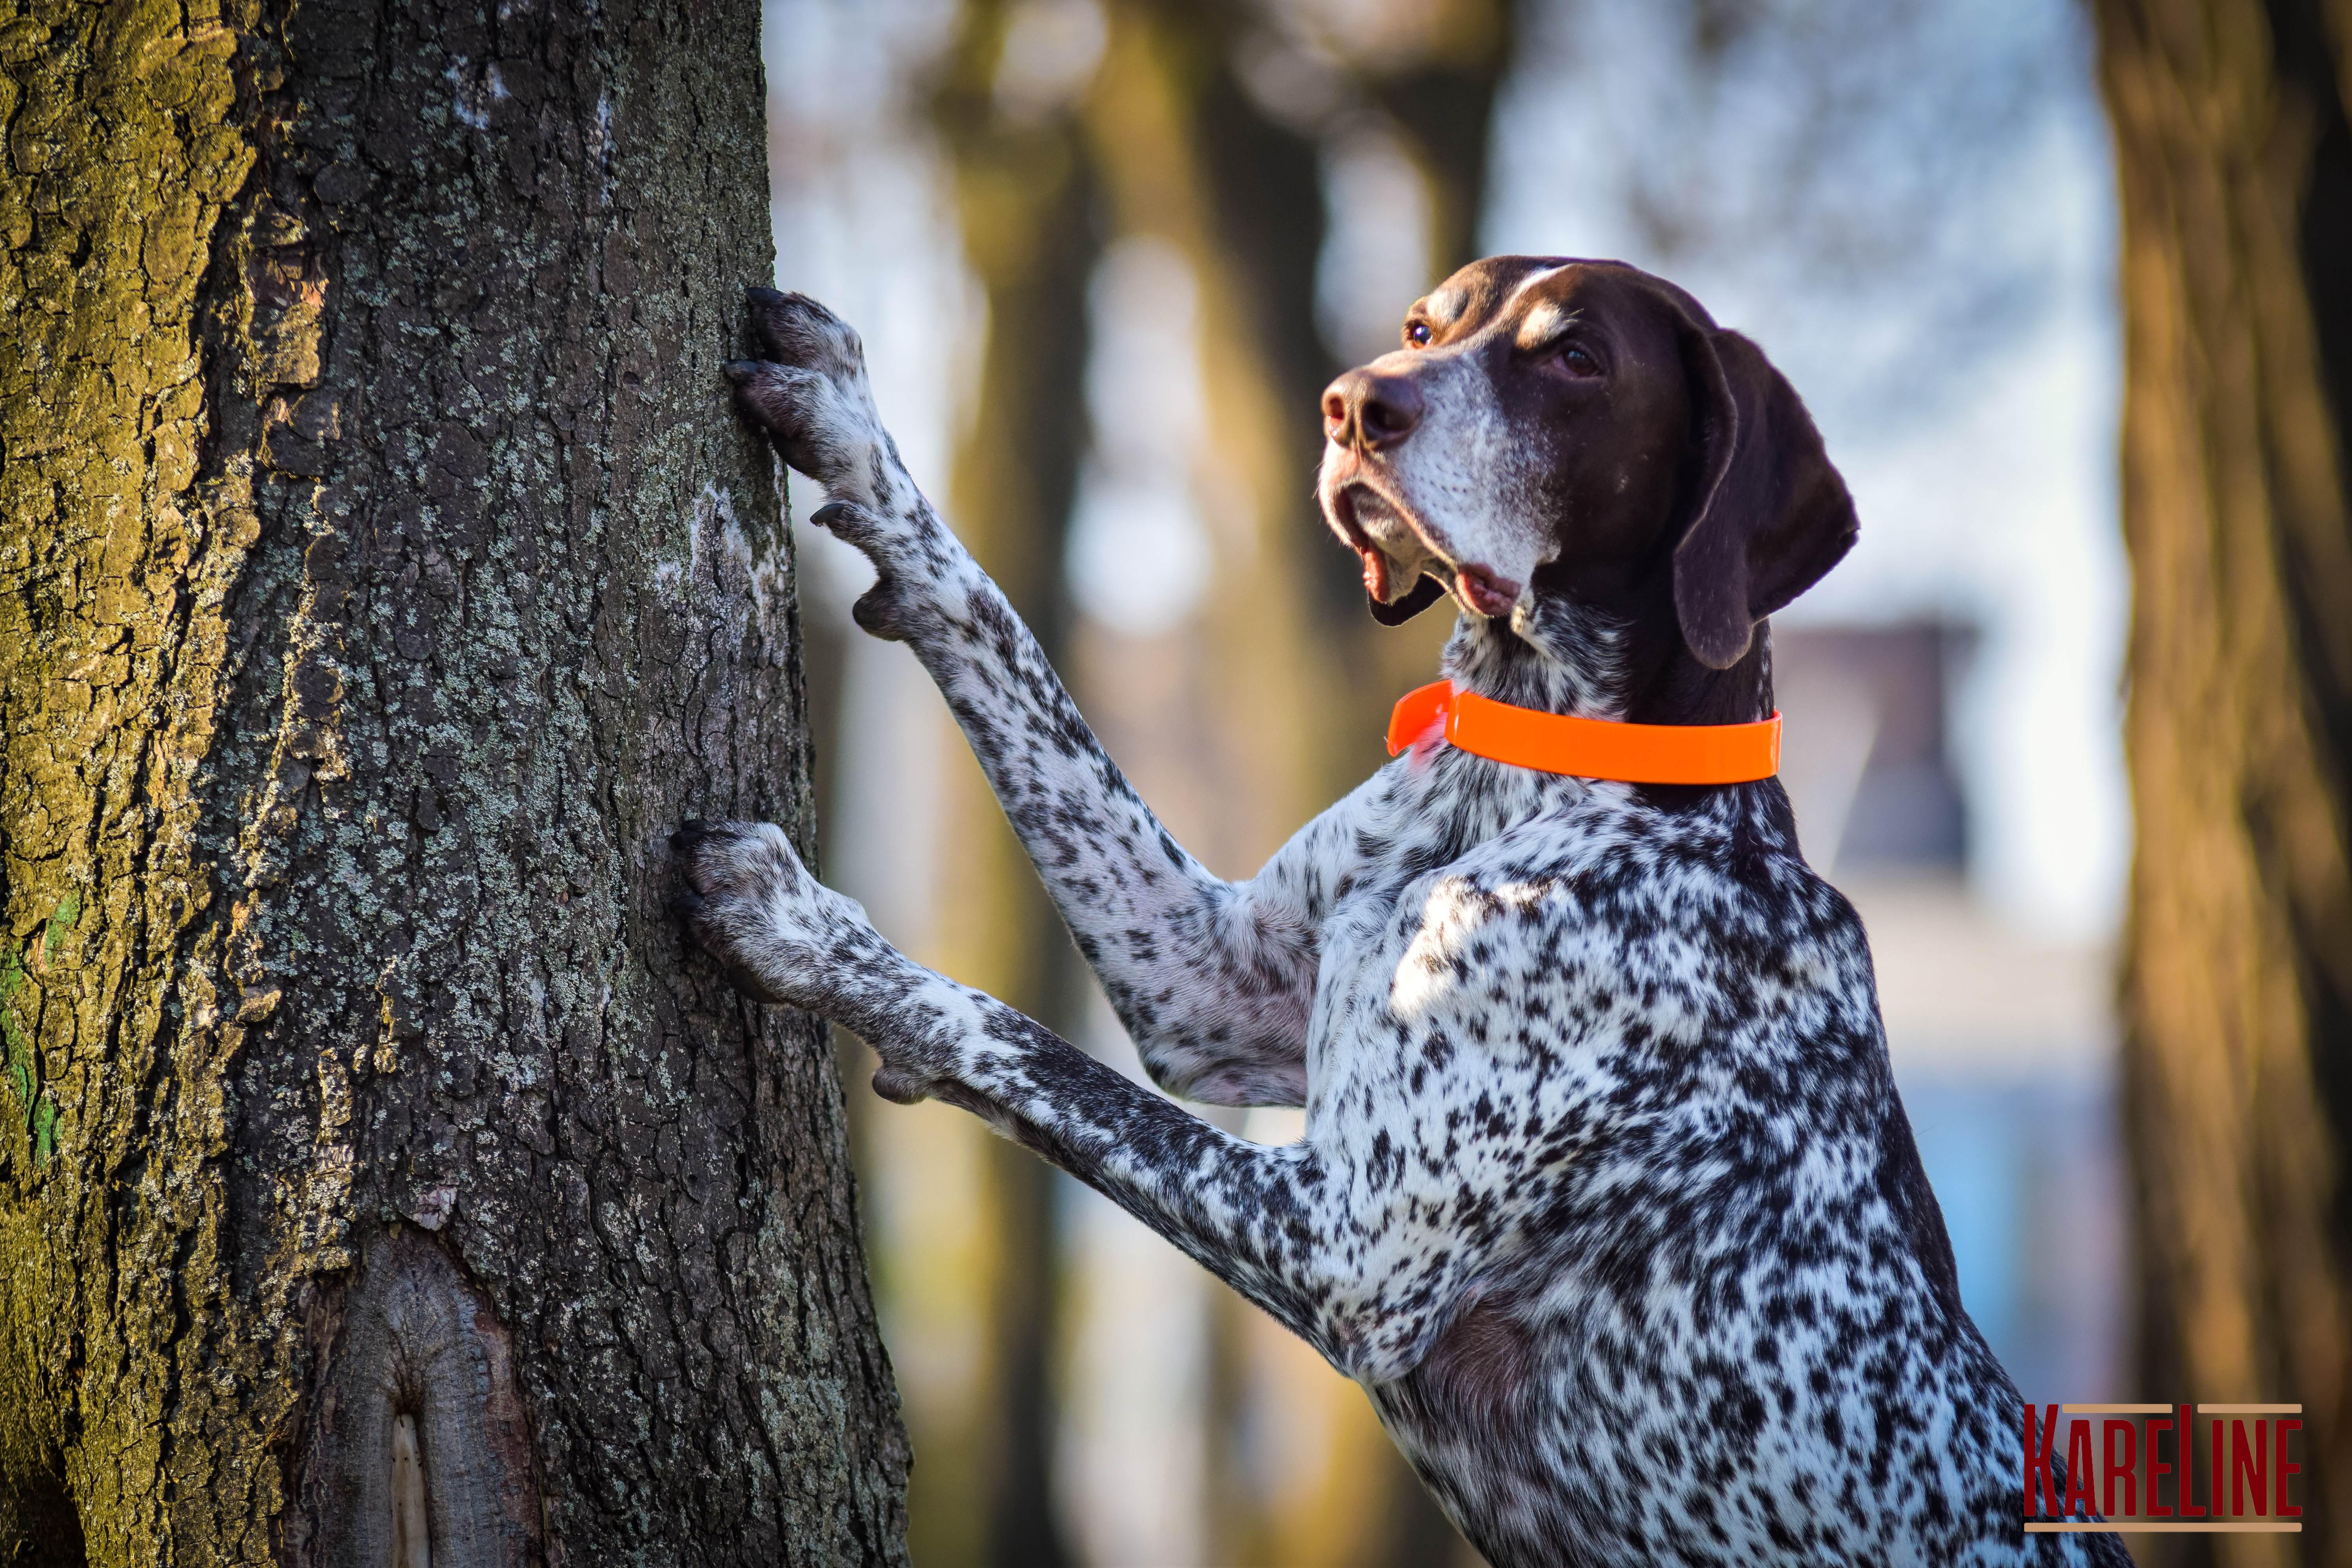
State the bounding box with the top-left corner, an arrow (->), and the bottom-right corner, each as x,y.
1387,681 -> 1781,784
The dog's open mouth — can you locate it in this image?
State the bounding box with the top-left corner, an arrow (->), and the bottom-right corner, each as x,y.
1329,485 -> 1419,603
1326,481 -> 1519,619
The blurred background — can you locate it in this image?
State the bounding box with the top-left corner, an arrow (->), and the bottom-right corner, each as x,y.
757,1 -> 2352,1563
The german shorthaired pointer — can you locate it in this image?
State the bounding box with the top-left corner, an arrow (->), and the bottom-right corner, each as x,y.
676,258 -> 2129,1566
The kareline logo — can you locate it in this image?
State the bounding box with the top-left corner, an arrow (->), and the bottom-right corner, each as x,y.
2023,1402 -> 2306,1535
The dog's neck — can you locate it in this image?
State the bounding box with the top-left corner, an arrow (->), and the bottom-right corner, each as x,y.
1441,590 -> 1775,727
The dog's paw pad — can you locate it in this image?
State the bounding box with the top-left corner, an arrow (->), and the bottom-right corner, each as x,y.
849,576 -> 922,642
871,1065 -> 945,1105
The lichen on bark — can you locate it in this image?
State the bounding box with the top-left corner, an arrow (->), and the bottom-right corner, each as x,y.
0,0 -> 908,1562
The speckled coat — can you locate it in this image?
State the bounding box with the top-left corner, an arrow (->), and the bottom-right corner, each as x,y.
678,283 -> 2130,1567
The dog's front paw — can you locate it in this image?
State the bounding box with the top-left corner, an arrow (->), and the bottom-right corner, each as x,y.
725,288 -> 891,502
726,289 -> 957,616
671,818 -> 876,1015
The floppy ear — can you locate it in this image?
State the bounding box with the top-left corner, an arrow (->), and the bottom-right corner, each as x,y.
1671,323 -> 1858,668
1368,575 -> 1448,625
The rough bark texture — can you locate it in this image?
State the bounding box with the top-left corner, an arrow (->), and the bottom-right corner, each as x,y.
0,0 -> 909,1563
2094,0 -> 2352,1563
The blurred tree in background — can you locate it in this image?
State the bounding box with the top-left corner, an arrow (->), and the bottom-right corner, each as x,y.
2093,0 -> 2352,1562
902,2 -> 1508,1560
919,5 -> 1098,1563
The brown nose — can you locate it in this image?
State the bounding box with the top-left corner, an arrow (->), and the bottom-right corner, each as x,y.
1322,369 -> 1425,451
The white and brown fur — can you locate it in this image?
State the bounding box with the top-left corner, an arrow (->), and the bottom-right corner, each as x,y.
675,260 -> 2128,1566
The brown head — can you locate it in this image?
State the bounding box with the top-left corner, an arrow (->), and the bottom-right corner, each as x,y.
1318,258 -> 1857,722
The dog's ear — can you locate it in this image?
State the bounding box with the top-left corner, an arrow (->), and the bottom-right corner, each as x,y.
1369,575 -> 1448,625
1670,322 -> 1857,669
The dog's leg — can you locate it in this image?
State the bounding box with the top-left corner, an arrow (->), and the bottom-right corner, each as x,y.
727,289 -> 1347,1106
671,818 -> 1444,1377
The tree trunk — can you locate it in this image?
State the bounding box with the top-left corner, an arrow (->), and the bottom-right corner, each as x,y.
0,1 -> 908,1563
2093,0 -> 2352,1562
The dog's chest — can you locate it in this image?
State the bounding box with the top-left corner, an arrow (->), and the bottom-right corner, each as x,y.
1297,784 -> 1816,1169
1289,783 -> 2089,1566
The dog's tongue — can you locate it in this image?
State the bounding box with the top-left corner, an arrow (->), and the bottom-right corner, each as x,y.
1453,564 -> 1518,618
1357,543 -> 1394,603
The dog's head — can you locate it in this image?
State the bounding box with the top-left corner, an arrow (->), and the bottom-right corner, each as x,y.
1317,258 -> 1855,671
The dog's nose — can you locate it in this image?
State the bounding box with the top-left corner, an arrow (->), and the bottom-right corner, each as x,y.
1323,369 -> 1424,450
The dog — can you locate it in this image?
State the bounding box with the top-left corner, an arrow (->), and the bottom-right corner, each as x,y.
675,259 -> 2129,1566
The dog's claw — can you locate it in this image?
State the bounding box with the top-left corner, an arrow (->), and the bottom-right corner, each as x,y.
809,499 -> 858,530
747,284 -> 786,305
744,288 -> 862,374
721,359 -> 761,384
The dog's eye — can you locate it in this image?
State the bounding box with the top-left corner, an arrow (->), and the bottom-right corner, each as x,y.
1560,343 -> 1601,376
1403,320 -> 1432,348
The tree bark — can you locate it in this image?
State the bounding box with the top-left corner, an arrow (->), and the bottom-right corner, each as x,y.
2093,0 -> 2352,1562
0,1 -> 908,1563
